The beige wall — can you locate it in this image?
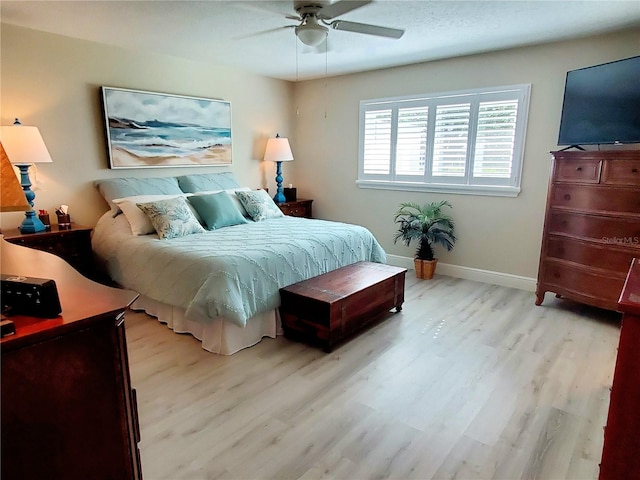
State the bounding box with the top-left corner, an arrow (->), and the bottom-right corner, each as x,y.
2,24 -> 638,280
292,28 -> 640,279
0,24 -> 294,228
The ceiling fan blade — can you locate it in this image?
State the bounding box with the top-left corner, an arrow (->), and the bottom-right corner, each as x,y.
230,2 -> 291,17
330,20 -> 404,39
235,26 -> 294,41
318,0 -> 372,20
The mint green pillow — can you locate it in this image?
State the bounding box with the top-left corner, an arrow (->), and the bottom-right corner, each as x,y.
188,192 -> 248,230
137,196 -> 206,239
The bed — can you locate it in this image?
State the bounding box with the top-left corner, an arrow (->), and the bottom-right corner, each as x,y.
92,173 -> 386,354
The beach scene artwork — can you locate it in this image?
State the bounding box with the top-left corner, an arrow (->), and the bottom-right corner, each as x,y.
102,87 -> 232,168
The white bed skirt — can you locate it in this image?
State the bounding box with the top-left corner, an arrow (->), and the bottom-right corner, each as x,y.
130,295 -> 282,355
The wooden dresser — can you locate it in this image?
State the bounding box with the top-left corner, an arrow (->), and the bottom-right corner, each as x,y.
277,198 -> 313,218
599,258 -> 640,479
536,150 -> 640,311
3,224 -> 95,280
1,239 -> 141,480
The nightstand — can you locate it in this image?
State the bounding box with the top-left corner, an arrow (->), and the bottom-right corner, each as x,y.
277,199 -> 313,218
3,224 -> 96,280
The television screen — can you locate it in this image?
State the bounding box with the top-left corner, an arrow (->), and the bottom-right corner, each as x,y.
558,56 -> 640,146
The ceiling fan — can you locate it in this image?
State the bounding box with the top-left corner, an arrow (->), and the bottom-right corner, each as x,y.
287,0 -> 405,47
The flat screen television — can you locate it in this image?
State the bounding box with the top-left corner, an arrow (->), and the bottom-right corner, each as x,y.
558,55 -> 640,146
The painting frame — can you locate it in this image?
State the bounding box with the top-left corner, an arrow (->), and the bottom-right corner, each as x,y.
101,86 -> 232,169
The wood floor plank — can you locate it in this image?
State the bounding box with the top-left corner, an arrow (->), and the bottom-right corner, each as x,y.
126,273 -> 621,479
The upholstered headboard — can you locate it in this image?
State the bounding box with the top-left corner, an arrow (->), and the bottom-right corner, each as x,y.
95,172 -> 241,213
176,172 -> 240,193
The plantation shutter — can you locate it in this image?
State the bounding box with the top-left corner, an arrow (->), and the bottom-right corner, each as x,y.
396,106 -> 429,176
363,109 -> 392,175
472,100 -> 518,179
358,84 -> 529,195
432,103 -> 470,177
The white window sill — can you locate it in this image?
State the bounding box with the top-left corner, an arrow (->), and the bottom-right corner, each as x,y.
356,179 -> 521,197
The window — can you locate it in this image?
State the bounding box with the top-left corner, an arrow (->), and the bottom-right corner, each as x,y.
358,84 -> 530,196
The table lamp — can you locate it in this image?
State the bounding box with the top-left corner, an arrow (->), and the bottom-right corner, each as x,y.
263,133 -> 294,204
0,119 -> 53,233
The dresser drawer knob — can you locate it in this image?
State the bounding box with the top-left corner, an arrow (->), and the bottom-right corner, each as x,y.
632,168 -> 638,173
564,194 -> 571,201
576,166 -> 583,171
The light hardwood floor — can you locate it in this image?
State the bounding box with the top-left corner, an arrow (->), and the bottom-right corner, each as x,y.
125,273 -> 622,480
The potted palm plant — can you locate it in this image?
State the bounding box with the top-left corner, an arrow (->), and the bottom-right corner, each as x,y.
394,200 -> 456,279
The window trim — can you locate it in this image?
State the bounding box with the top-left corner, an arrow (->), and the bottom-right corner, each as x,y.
357,84 -> 531,196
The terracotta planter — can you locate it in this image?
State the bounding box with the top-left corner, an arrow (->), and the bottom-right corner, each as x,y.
414,258 -> 437,280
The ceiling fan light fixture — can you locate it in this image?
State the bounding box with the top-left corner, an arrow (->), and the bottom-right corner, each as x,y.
295,23 -> 328,46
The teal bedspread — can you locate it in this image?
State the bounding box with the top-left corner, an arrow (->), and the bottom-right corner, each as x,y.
92,214 -> 386,327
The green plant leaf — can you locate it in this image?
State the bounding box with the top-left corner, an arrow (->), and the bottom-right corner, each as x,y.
394,200 -> 456,260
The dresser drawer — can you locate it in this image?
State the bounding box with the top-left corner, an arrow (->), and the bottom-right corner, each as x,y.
602,159 -> 640,186
551,184 -> 640,215
17,232 -> 91,259
281,205 -> 308,217
545,236 -> 636,274
541,261 -> 625,303
5,227 -> 95,278
548,211 -> 640,241
278,199 -> 313,218
553,158 -> 601,183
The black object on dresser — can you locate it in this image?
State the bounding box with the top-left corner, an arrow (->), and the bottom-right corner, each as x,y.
0,239 -> 141,480
536,150 -> 640,311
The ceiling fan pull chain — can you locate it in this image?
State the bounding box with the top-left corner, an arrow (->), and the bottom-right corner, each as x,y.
324,40 -> 328,120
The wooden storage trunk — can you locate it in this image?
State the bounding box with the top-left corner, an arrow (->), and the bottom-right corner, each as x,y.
279,261 -> 406,351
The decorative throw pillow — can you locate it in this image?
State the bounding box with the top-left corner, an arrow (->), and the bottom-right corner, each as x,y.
236,190 -> 285,222
188,192 -> 248,230
191,187 -> 252,217
225,187 -> 252,217
136,196 -> 206,239
113,194 -> 185,235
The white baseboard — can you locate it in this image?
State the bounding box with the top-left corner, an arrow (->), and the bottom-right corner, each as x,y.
385,254 -> 537,292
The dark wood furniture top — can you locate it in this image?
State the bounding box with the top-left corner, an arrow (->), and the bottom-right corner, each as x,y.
3,223 -> 96,280
618,258 -> 640,316
277,198 -> 313,218
1,239 -> 141,480
600,258 -> 640,479
536,150 -> 640,311
279,261 -> 406,351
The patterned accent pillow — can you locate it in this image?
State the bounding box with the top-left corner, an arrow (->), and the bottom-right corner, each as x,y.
236,190 -> 285,222
137,196 -> 206,239
113,194 -> 186,235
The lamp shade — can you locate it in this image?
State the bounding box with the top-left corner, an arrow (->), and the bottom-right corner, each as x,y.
263,135 -> 294,163
0,123 -> 53,165
0,142 -> 30,212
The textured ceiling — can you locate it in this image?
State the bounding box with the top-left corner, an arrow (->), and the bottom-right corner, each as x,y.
2,0 -> 639,81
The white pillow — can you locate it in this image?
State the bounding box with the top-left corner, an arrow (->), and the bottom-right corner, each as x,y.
113,194 -> 185,235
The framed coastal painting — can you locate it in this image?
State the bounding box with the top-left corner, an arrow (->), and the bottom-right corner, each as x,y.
101,87 -> 232,168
